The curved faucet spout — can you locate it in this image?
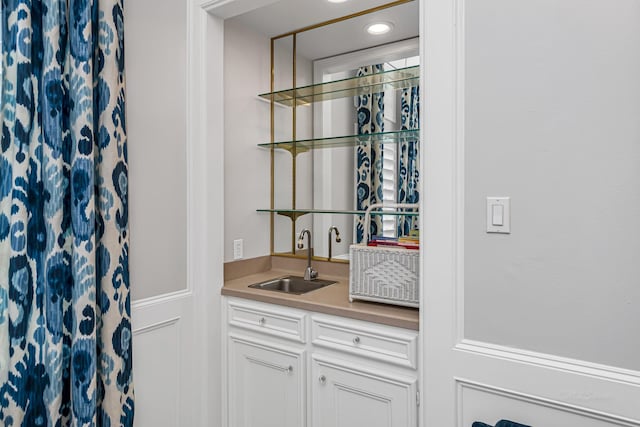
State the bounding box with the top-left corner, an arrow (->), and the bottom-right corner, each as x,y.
297,229 -> 318,281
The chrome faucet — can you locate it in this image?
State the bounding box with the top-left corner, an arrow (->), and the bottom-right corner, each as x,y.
328,226 -> 341,261
297,229 -> 318,281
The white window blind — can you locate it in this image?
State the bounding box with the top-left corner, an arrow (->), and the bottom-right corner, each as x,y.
381,139 -> 397,238
381,83 -> 397,238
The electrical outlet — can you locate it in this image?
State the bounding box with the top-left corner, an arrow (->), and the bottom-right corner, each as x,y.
233,239 -> 243,260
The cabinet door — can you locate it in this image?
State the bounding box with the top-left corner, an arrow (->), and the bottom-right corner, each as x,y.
312,355 -> 417,427
229,335 -> 306,427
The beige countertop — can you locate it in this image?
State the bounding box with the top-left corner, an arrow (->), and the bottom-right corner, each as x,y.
222,256 -> 419,330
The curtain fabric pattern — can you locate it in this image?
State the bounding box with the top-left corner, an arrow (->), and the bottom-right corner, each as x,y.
397,85 -> 420,236
354,64 -> 384,243
0,0 -> 134,425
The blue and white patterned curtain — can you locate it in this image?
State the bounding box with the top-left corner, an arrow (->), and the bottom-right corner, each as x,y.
0,0 -> 134,425
355,64 -> 384,243
397,86 -> 420,236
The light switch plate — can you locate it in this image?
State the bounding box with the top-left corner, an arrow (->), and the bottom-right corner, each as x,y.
233,239 -> 243,260
486,197 -> 510,233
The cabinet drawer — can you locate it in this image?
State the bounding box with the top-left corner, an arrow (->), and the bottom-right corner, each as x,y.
311,315 -> 418,369
228,299 -> 307,343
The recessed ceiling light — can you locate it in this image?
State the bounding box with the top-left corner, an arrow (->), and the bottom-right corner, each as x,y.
366,22 -> 393,35
327,0 -> 348,3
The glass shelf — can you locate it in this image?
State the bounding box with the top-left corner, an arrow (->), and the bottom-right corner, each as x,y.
258,129 -> 420,153
257,208 -> 419,221
258,65 -> 419,106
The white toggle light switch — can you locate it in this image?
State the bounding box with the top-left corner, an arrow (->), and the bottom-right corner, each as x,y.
487,197 -> 510,233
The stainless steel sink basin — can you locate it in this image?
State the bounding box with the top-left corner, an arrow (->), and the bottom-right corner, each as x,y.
249,275 -> 336,295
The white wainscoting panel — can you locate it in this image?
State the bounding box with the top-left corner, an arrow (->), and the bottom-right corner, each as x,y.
458,380 -> 640,427
133,316 -> 181,427
132,291 -> 197,427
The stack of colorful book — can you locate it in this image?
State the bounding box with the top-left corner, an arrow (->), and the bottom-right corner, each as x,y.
367,233 -> 419,250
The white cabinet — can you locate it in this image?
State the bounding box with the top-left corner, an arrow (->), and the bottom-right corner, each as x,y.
228,335 -> 306,427
224,297 -> 418,427
311,355 -> 417,427
310,315 -> 418,427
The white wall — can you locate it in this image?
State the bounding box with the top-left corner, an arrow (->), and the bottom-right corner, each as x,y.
126,0 -> 187,300
223,20 -> 272,262
126,1 -> 214,425
463,0 -> 640,371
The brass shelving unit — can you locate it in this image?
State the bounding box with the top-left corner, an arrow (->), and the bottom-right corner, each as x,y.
261,0 -> 419,258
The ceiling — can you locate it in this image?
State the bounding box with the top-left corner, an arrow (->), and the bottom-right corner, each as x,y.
229,0 -> 419,60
